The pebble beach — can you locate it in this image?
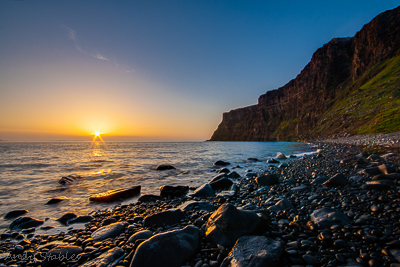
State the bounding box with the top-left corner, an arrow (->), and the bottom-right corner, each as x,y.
2,134 -> 400,267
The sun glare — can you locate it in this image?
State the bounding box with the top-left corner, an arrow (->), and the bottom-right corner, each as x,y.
94,130 -> 101,137
91,129 -> 108,149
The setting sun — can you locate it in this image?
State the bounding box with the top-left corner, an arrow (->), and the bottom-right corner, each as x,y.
94,130 -> 101,137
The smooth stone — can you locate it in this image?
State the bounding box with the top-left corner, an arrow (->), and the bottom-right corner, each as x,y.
89,186 -> 141,202
178,201 -> 215,212
9,217 -> 44,230
159,185 -> 189,197
45,197 -> 67,205
189,183 -> 214,198
59,174 -> 82,184
302,254 -> 320,265
213,160 -> 230,166
138,194 -> 163,202
128,230 -> 153,244
360,167 -> 382,177
218,167 -> 230,173
208,175 -> 233,191
246,158 -> 259,162
156,164 -> 176,170
4,210 -> 29,219
130,226 -> 200,267
220,235 -> 284,267
276,152 -> 287,159
254,186 -> 271,195
268,199 -> 295,212
256,174 -> 280,186
290,185 -> 310,192
372,173 -> 400,180
143,209 -> 187,227
91,222 -> 128,242
310,207 -> 351,229
323,173 -> 348,187
56,213 -> 77,225
266,158 -> 280,163
81,247 -> 124,267
362,180 -> 393,190
228,171 -> 241,179
67,215 -> 93,224
42,245 -> 83,267
205,203 -> 270,247
312,175 -> 330,185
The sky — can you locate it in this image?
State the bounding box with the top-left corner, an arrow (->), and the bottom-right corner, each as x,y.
0,0 -> 399,141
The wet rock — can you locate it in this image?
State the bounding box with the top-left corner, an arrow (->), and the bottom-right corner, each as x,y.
267,158 -> 280,163
89,186 -> 141,202
256,173 -> 280,187
372,173 -> 400,180
218,167 -> 230,173
67,215 -> 93,224
276,152 -> 287,159
159,185 -> 189,197
290,185 -> 310,192
220,235 -> 284,267
268,199 -> 295,212
91,222 -> 128,242
56,213 -> 77,225
310,207 -> 351,229
9,217 -> 44,230
128,230 -> 153,244
138,194 -> 163,202
228,171 -> 241,179
143,209 -> 187,227
302,254 -> 320,265
214,160 -> 230,166
156,164 -> 176,170
360,167 -> 382,177
4,210 -> 29,219
362,180 -> 394,190
42,245 -> 82,267
205,203 -> 269,246
130,225 -> 200,267
178,201 -> 215,212
247,158 -> 259,162
45,197 -> 67,205
189,183 -> 214,198
209,174 -> 233,191
254,186 -> 271,195
323,173 -> 348,186
81,247 -> 124,267
59,174 -> 82,184
312,175 -> 330,185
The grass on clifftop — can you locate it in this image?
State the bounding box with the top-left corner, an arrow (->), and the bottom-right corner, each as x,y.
316,55 -> 400,136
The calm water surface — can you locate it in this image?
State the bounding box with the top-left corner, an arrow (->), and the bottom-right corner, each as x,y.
0,141 -> 315,233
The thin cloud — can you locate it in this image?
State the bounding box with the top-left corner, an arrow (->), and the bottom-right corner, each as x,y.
62,25 -> 85,53
93,53 -> 109,61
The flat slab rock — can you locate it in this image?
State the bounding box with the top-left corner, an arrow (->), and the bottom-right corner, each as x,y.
221,235 -> 284,267
81,247 -> 124,267
143,209 -> 187,227
91,222 -> 128,242
89,186 -> 141,202
311,207 -> 351,229
130,225 -> 200,267
159,185 -> 189,197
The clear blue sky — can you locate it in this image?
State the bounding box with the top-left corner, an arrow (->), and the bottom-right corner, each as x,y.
0,0 -> 398,141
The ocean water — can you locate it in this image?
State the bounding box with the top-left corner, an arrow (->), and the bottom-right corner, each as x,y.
0,141 -> 315,233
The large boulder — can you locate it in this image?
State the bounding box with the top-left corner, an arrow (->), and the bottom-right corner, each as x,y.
128,230 -> 153,244
323,173 -> 348,187
143,209 -> 187,228
9,217 -> 44,230
208,174 -> 233,191
159,185 -> 189,197
189,183 -> 214,198
220,236 -> 284,267
91,222 -> 128,242
4,210 -> 28,219
89,186 -> 141,202
81,247 -> 124,267
42,245 -> 83,267
138,194 -> 163,202
205,203 -> 269,247
256,174 -> 280,187
213,160 -> 230,166
310,207 -> 351,229
130,225 -> 200,267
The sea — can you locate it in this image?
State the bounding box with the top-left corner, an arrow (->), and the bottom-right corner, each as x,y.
0,141 -> 316,233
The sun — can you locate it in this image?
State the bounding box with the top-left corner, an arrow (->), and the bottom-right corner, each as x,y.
94,130 -> 101,137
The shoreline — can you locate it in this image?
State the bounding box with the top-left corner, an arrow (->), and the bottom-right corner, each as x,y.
1,140 -> 400,266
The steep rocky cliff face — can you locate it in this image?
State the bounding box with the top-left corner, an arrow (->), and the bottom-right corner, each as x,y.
210,6 -> 400,141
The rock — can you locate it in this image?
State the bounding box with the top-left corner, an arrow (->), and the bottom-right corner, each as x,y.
228,171 -> 241,179
138,194 -> 163,202
311,207 -> 351,229
268,199 -> 295,212
266,158 -> 280,163
89,186 -> 141,202
362,180 -> 394,190
67,215 -> 93,224
276,152 -> 287,159
254,186 -> 271,195
156,164 -> 176,171
290,185 -> 310,192
360,167 -> 382,177
311,175 -> 330,185
81,247 -> 124,267
178,201 -> 215,212
246,158 -> 259,162
220,235 -> 284,267
378,164 -> 397,174
45,197 -> 67,205
372,173 -> 400,180
59,174 -> 82,184
323,173 -> 348,186
128,230 -> 153,244
130,226 -> 200,267
216,184 -> 239,198
4,210 -> 29,219
91,222 -> 128,242
209,175 -> 233,191
143,209 -> 187,227
213,160 -> 230,166
302,254 -> 320,265
205,203 -> 269,247
189,183 -> 214,198
159,185 -> 189,197
256,174 -> 280,187
56,213 -> 77,225
42,245 -> 83,267
218,167 -> 230,173
9,217 -> 44,230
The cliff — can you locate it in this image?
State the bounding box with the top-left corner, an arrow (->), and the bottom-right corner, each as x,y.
210,6 -> 400,141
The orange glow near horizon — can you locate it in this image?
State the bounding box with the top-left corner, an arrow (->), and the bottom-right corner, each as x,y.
91,129 -> 108,148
